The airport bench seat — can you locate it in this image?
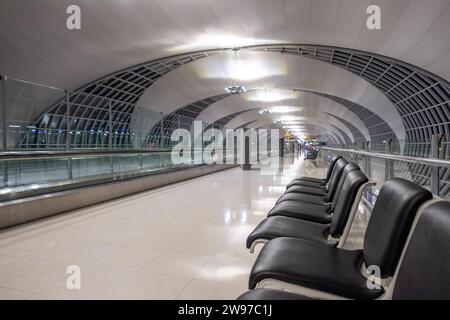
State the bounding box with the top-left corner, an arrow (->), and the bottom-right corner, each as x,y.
276,192 -> 329,205
268,200 -> 331,223
241,200 -> 450,300
246,216 -> 334,249
249,170 -> 369,248
287,156 -> 342,189
276,162 -> 360,206
249,237 -> 381,299
285,185 -> 328,196
286,179 -> 327,189
249,179 -> 433,299
284,158 -> 348,202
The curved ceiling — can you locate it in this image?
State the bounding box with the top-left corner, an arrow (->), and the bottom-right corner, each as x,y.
135,51 -> 405,139
197,92 -> 370,138
1,0 -> 450,151
1,0 -> 450,90
231,111 -> 352,144
195,94 -> 368,141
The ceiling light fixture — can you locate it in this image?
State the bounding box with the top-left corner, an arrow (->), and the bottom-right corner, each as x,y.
225,49 -> 247,95
225,85 -> 246,94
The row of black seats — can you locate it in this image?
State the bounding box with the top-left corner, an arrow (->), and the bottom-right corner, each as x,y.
246,156 -> 372,251
238,156 -> 450,300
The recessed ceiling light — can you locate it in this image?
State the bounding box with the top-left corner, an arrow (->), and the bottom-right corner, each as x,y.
225,85 -> 246,94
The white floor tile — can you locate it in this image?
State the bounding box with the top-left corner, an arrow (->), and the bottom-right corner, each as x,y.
0,156 -> 323,299
142,252 -> 211,278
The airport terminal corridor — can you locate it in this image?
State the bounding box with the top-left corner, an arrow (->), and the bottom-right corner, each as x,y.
1,0 -> 450,305
0,156 -> 329,300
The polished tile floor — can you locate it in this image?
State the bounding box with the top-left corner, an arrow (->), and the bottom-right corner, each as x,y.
0,156 -> 339,300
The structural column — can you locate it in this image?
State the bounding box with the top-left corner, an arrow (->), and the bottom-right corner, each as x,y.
241,130 -> 251,170
431,134 -> 444,195
108,100 -> 113,150
384,139 -> 394,180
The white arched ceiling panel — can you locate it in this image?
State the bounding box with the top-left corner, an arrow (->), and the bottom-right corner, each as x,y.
227,109 -> 355,143
2,0 -> 450,89
247,117 -> 347,144
135,51 -> 404,139
196,91 -> 370,140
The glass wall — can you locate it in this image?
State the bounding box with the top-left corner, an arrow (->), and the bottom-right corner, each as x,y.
0,76 -> 254,198
320,148 -> 449,203
0,76 -> 232,151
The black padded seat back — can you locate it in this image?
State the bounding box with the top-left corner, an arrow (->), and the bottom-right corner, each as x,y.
330,163 -> 361,211
363,178 -> 432,278
325,158 -> 348,202
393,201 -> 450,299
329,170 -> 368,237
325,156 -> 343,182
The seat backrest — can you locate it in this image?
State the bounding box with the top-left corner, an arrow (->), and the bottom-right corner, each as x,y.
330,162 -> 361,210
325,156 -> 343,182
329,170 -> 368,237
325,158 -> 348,202
392,201 -> 450,299
363,178 -> 432,278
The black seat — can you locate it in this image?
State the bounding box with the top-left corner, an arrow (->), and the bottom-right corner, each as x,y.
240,200 -> 450,300
285,158 -> 348,203
270,163 -> 361,223
247,170 -> 368,248
277,162 -> 360,206
286,156 -> 342,188
267,200 -> 332,223
275,192 -> 329,206
391,201 -> 450,299
248,178 -> 432,299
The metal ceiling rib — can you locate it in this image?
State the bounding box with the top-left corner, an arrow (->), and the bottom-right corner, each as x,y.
247,45 -> 450,157
145,93 -> 232,147
246,44 -> 449,194
331,125 -> 352,145
26,51 -> 217,148
303,90 -> 397,150
325,113 -> 365,144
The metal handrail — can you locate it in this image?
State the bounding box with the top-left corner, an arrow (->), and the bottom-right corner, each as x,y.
0,148 -> 232,161
0,149 -> 172,161
319,147 -> 450,168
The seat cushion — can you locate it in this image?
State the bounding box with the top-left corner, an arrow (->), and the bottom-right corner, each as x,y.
237,288 -> 311,300
246,216 -> 336,249
285,185 -> 328,196
276,193 -> 329,205
268,200 -> 332,223
286,180 -> 326,189
291,177 -> 326,184
249,237 -> 384,300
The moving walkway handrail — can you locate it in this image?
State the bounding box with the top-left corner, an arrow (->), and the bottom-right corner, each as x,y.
0,148 -> 227,161
0,149 -> 180,161
319,147 -> 450,168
